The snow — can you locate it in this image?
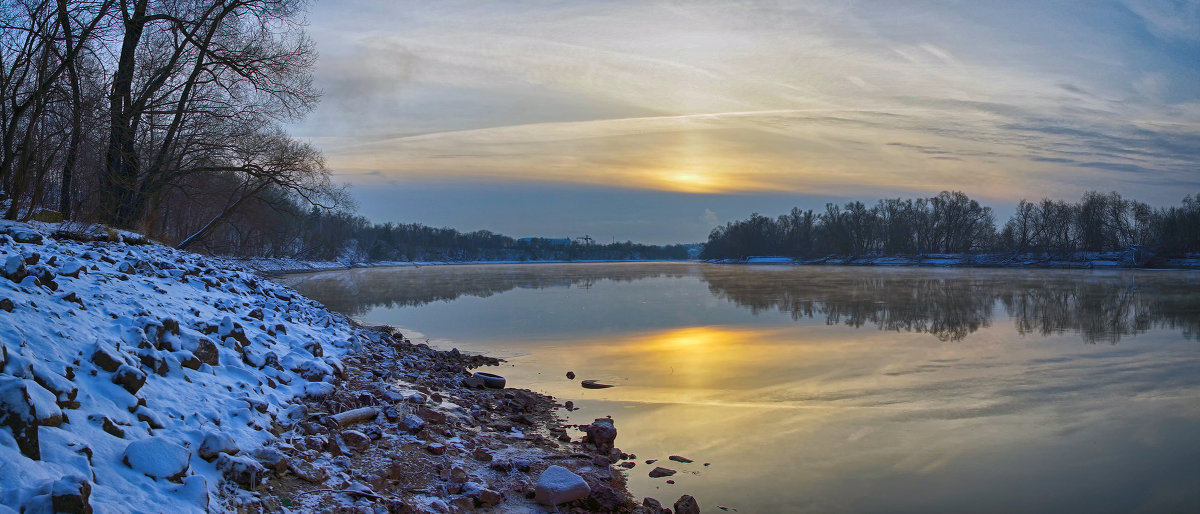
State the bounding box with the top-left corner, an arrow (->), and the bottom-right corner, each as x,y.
0,219 -> 375,512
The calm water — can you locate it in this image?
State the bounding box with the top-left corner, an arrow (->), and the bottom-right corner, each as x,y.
279,263 -> 1200,513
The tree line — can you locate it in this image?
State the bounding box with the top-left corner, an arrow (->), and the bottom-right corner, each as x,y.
197,207 -> 689,262
0,0 -> 344,250
700,190 -> 1200,261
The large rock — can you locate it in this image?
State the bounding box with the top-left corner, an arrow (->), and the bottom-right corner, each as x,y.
123,438 -> 190,481
90,345 -> 124,373
51,475 -> 92,514
192,338 -> 219,366
648,467 -> 676,478
534,465 -> 591,506
398,413 -> 425,434
24,380 -> 62,427
674,495 -> 701,514
112,364 -> 147,394
0,376 -> 40,459
216,453 -> 266,490
198,432 -> 239,461
585,418 -> 617,452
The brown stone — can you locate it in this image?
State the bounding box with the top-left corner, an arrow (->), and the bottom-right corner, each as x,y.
648,467 -> 676,478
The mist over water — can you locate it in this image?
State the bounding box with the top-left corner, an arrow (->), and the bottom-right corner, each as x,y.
281,263 -> 1200,512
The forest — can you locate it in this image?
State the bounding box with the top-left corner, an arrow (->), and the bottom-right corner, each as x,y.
700,190 -> 1200,261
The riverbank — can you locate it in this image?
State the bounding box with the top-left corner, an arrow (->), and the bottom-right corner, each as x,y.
0,220 -> 681,513
714,250 -> 1200,269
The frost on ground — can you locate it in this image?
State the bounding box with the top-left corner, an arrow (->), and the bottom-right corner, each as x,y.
0,220 -> 668,513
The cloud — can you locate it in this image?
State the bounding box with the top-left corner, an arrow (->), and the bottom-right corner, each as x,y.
296,0 -> 1200,213
701,208 -> 719,226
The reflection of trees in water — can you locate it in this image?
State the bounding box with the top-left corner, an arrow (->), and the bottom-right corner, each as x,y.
700,267 -> 1200,343
279,264 -> 688,318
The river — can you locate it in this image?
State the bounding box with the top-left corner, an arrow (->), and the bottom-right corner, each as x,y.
278,263 -> 1200,513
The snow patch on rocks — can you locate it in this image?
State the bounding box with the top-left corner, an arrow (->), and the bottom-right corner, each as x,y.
0,220 -> 371,512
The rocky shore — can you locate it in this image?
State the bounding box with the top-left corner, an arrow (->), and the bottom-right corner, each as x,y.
0,220 -> 693,513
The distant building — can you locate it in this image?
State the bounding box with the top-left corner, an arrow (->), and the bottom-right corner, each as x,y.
517,237 -> 573,246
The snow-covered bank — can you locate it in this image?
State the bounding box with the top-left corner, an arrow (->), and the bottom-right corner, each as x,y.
0,221 -> 670,513
723,250 -> 1200,269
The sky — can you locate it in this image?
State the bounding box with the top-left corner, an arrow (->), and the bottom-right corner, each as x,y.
291,0 -> 1200,244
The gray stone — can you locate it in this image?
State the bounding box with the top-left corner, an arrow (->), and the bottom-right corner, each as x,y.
398,413 -> 425,434
534,465 -> 591,506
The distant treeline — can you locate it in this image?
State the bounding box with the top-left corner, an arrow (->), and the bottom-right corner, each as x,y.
207,207 -> 689,262
700,191 -> 1200,261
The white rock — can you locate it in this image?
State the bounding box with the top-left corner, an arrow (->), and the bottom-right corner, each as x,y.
123,439 -> 190,480
198,432 -> 239,461
303,381 -> 336,399
534,465 -> 591,506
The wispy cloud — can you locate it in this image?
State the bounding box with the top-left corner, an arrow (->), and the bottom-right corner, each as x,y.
295,0 -> 1200,208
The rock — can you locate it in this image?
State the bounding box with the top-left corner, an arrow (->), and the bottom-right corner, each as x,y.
566,371 -> 575,380
0,376 -> 40,459
288,458 -> 329,484
101,417 -> 125,438
303,381 -> 336,399
648,467 -> 676,478
426,442 -> 446,455
620,461 -> 636,469
304,341 -> 323,357
50,475 -> 92,514
674,494 -> 701,514
463,482 -> 503,507
448,496 -> 474,511
642,497 -> 666,513
198,432 -> 239,461
90,345 -> 124,373
449,466 -> 468,484
123,439 -> 190,481
472,447 -> 493,462
0,298 -> 12,312
585,418 -> 617,452
251,447 -> 288,476
341,429 -> 371,451
398,413 -> 425,434
216,453 -> 266,490
193,338 -> 219,366
171,475 -> 209,510
112,364 -> 147,394
535,465 -> 591,506
24,380 -> 62,427
461,375 -> 485,388
669,455 -> 694,463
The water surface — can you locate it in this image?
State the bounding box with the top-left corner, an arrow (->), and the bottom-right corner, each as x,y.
279,263 -> 1200,513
